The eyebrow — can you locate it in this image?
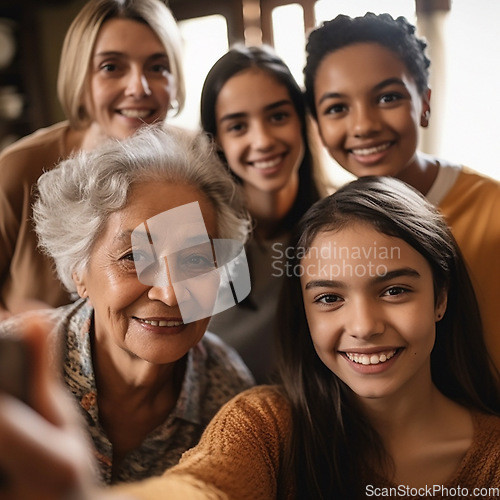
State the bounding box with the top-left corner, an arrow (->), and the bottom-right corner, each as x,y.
177,234 -> 212,248
114,229 -> 213,247
372,267 -> 421,284
317,77 -> 408,106
305,279 -> 344,290
218,99 -> 293,123
114,229 -> 134,244
94,51 -> 169,60
304,267 -> 421,290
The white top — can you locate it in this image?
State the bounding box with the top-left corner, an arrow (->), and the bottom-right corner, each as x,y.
426,161 -> 462,206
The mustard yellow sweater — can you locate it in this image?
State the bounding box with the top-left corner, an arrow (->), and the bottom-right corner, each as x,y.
439,167 -> 500,371
113,385 -> 500,499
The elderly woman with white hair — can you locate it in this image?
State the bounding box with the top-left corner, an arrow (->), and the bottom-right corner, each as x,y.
0,125 -> 254,487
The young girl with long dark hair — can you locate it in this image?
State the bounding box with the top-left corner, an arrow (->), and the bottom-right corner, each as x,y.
200,44 -> 328,382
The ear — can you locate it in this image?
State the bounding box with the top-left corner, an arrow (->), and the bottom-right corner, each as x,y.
420,87 -> 431,128
435,288 -> 448,322
72,271 -> 88,299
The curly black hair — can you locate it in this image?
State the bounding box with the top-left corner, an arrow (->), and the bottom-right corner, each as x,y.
304,12 -> 431,119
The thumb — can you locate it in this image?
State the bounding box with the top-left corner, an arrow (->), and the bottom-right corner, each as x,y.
17,311 -> 68,427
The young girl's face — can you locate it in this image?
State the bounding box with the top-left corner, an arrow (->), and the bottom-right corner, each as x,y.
300,221 -> 446,403
313,42 -> 430,180
214,67 -> 304,194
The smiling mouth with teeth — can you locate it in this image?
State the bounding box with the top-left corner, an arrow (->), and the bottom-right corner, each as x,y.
350,142 -> 392,156
251,156 -> 282,170
138,318 -> 184,327
119,109 -> 153,119
344,349 -> 399,365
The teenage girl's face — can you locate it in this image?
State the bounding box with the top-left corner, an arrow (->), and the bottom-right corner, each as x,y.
86,18 -> 175,140
300,222 -> 447,404
313,42 -> 430,179
214,67 -> 304,194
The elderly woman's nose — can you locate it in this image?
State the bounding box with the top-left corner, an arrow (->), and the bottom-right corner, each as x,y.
148,281 -> 179,306
147,256 -> 179,305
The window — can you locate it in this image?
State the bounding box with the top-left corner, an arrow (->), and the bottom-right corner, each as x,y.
439,0 -> 500,179
168,14 -> 229,130
272,4 -> 306,86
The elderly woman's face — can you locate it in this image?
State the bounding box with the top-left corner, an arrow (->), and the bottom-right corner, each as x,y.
74,181 -> 217,365
86,18 -> 175,140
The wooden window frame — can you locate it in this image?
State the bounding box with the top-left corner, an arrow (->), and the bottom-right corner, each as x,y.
168,1 -> 450,48
168,0 -> 245,45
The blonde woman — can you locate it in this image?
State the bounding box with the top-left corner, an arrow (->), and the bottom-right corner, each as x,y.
0,0 -> 185,319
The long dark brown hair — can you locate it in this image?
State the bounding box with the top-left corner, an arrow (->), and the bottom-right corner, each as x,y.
277,176 -> 500,499
200,44 -> 324,232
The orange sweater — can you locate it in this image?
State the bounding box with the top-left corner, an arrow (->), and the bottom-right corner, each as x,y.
438,168 -> 500,371
0,121 -> 74,311
114,386 -> 500,499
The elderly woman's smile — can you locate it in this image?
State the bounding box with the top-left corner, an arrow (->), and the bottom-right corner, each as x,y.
75,181 -> 218,366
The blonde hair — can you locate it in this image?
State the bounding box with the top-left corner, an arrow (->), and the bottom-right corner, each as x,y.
57,0 -> 185,129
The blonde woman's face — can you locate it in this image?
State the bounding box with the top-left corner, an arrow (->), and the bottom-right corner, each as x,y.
85,18 -> 175,139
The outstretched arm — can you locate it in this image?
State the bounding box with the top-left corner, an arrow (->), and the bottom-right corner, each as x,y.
0,314 -> 108,499
112,386 -> 292,500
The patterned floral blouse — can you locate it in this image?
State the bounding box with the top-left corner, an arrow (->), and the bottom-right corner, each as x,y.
55,298 -> 254,484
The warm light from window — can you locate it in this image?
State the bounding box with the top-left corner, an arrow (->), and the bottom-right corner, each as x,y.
272,3 -> 306,87
169,14 -> 229,130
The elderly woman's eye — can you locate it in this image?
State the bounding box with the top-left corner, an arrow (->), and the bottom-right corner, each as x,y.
182,254 -> 215,271
169,252 -> 215,280
188,254 -> 211,265
122,251 -> 151,264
